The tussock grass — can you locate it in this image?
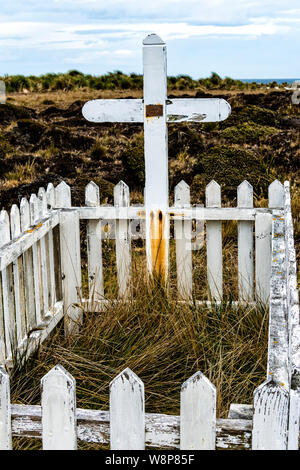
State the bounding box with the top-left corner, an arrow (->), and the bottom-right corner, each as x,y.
10,267 -> 269,449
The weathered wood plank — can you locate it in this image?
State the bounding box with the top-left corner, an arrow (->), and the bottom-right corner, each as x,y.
46,184 -> 57,308
30,194 -> 43,325
73,205 -> 273,221
41,365 -> 77,450
20,198 -> 36,332
268,180 -> 284,209
180,372 -> 216,449
56,182 -> 82,336
0,368 -> 11,449
252,380 -> 289,450
85,182 -> 103,305
10,205 -> 26,346
10,404 -> 252,450
174,181 -> 192,300
82,98 -> 231,123
255,213 -> 272,303
0,211 -> 60,272
0,210 -> 15,360
267,211 -> 289,388
114,181 -> 131,298
237,181 -> 253,301
206,181 -> 222,300
110,368 -> 145,450
143,35 -> 169,281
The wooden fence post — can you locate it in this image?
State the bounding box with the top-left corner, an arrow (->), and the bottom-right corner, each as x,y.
252,380 -> 289,450
55,182 -> 82,336
110,368 -> 145,449
174,180 -> 192,300
0,367 -> 12,450
41,364 -> 77,450
0,210 -> 15,360
206,181 -> 222,300
20,197 -> 36,332
85,182 -> 103,305
10,204 -> 26,346
180,371 -> 216,449
237,181 -> 253,301
114,181 -> 131,299
255,213 -> 272,303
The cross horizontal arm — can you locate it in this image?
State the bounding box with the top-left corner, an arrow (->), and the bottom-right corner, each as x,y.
82,98 -> 231,123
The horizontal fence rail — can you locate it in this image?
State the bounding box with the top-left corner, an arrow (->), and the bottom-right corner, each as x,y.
0,365 -> 299,450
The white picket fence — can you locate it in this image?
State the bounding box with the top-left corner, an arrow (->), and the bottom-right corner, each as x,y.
0,177 -> 287,366
0,363 -> 297,450
0,178 -> 299,449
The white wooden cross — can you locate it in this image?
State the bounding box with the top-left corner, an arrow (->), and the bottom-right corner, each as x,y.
82,33 -> 231,282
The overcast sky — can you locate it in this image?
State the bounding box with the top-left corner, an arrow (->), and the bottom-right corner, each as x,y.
0,0 -> 299,78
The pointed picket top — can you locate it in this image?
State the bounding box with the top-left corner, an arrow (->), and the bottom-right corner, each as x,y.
55,181 -> 71,208
114,180 -> 130,207
252,379 -> 289,450
205,180 -> 221,207
0,210 -> 10,248
110,367 -> 145,450
175,180 -> 190,206
268,180 -> 284,209
41,363 -> 75,386
29,193 -> 40,225
46,183 -> 55,209
143,33 -> 165,45
85,181 -> 100,207
38,187 -> 47,216
110,367 -> 143,390
0,367 -> 12,450
181,371 -> 216,450
237,180 -> 253,208
10,204 -> 21,239
20,198 -> 30,232
41,364 -> 77,450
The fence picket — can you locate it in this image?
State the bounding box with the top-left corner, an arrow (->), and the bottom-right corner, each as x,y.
10,205 -> 26,345
110,368 -> 145,449
114,181 -> 131,298
180,371 -> 216,449
47,183 -> 62,302
20,197 -> 36,332
41,364 -> 77,450
38,188 -> 50,316
45,184 -> 57,307
237,181 -> 253,301
0,210 -> 15,359
252,380 -> 289,450
268,180 -> 284,209
30,194 -> 43,325
268,211 -> 289,387
56,182 -> 82,336
174,181 -> 192,300
206,181 -> 222,300
85,182 -> 103,305
0,367 -> 12,450
255,213 -> 272,303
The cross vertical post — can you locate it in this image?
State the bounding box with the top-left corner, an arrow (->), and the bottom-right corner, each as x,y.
143,34 -> 169,282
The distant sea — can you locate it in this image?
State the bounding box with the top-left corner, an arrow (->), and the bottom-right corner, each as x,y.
238,78 -> 299,85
